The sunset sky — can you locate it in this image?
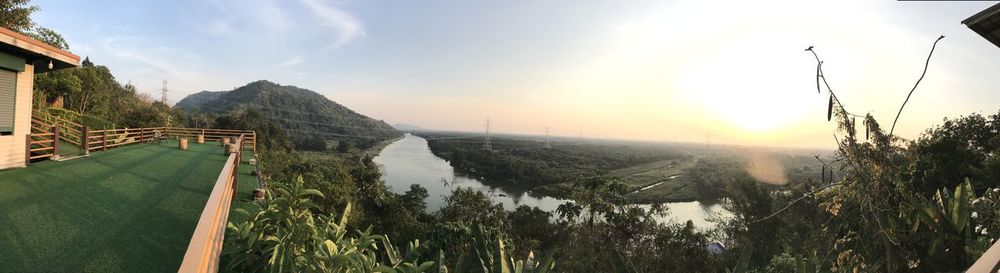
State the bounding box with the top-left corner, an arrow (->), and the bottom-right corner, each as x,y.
32,0 -> 1000,148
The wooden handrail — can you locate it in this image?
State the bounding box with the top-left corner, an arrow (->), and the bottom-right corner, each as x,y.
26,124 -> 257,165
967,239 -> 1000,273
178,135 -> 243,273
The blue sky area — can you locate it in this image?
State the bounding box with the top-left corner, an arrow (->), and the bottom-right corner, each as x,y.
30,0 -> 1000,148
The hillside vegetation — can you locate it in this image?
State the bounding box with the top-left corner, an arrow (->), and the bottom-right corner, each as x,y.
177,80 -> 401,151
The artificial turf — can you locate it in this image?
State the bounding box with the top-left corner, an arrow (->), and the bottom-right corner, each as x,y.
0,139 -> 233,273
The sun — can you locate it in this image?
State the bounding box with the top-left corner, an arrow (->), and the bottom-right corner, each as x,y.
676,39 -> 817,134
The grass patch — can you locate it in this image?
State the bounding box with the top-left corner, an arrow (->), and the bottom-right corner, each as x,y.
611,158 -> 702,203
0,140 -> 229,273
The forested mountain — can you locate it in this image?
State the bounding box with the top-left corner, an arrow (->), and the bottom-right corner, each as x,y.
177,80 -> 401,144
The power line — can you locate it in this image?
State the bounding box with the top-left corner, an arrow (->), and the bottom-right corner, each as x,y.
267,117 -> 399,132
282,128 -> 394,139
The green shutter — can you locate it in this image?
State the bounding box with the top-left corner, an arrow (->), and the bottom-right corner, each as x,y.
0,52 -> 24,72
0,69 -> 17,134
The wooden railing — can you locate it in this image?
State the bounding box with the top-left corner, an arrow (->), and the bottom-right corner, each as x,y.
32,110 -> 84,146
27,117 -> 60,162
86,127 -> 166,152
26,124 -> 256,165
178,135 -> 244,273
967,240 -> 1000,273
164,128 -> 256,153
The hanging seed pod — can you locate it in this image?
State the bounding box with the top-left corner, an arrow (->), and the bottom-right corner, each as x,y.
816,63 -> 822,94
827,95 -> 834,121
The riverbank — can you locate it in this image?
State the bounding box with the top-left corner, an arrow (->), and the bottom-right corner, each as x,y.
372,134 -> 733,230
416,131 -> 721,204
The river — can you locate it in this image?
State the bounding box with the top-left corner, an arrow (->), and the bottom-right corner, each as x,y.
372,133 -> 731,229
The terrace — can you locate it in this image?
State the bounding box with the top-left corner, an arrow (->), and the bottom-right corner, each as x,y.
0,132 -> 258,272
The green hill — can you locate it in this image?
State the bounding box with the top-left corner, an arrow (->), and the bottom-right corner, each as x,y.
176,80 -> 400,141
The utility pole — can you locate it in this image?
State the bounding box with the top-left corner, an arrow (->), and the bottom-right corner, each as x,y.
544,126 -> 551,149
483,118 -> 493,151
161,80 -> 169,104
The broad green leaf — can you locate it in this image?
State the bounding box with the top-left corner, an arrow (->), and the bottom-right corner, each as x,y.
437,251 -> 449,273
732,246 -> 753,273
534,252 -> 555,273
494,238 -> 511,273
339,202 -> 353,228
374,265 -> 399,273
951,179 -> 973,231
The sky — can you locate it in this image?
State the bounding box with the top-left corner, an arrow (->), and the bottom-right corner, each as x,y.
30,0 -> 1000,148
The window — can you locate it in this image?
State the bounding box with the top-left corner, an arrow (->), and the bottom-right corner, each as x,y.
0,69 -> 16,135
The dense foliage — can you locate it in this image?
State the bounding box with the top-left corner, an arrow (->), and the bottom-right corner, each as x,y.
176,80 -> 402,151
32,58 -> 190,129
419,133 -> 689,199
1,0 -> 182,130
0,0 -> 68,49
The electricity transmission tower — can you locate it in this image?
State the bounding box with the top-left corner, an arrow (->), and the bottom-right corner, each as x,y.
544,126 -> 551,149
161,80 -> 169,104
483,118 -> 493,151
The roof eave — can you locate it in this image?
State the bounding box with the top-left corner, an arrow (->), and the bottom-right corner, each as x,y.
0,27 -> 80,72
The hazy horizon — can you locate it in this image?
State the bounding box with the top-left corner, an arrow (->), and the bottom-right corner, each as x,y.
32,0 -> 1000,149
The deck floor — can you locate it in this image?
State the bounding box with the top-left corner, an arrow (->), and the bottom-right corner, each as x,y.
0,140 -> 230,272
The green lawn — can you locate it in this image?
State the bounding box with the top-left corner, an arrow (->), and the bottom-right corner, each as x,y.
56,140 -> 84,157
0,139 -> 232,273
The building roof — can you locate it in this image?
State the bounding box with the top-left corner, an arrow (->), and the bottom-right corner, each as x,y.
0,27 -> 80,72
963,3 -> 1000,48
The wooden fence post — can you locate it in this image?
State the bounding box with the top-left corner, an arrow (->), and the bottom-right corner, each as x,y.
82,126 -> 89,155
52,126 -> 60,160
102,130 -> 108,151
24,134 -> 31,166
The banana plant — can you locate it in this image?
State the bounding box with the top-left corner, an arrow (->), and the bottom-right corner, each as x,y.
447,224 -> 555,273
225,176 -> 438,273
225,176 -> 559,273
907,179 -> 990,266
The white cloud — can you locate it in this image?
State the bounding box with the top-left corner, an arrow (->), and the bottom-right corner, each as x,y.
199,0 -> 292,33
204,19 -> 236,35
299,0 -> 365,48
97,36 -> 218,102
279,56 -> 303,66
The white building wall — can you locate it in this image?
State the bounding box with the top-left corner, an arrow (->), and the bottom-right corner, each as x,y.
0,64 -> 34,169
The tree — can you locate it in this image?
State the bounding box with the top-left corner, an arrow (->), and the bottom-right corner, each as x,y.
401,184 -> 429,216
0,0 -> 37,33
28,26 -> 67,49
293,134 -> 327,151
904,111 -> 1000,195
0,0 -> 69,49
719,175 -> 779,269
33,69 -> 80,104
336,140 -> 351,153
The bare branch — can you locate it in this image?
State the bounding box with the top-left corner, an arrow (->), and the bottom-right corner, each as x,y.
889,35 -> 945,136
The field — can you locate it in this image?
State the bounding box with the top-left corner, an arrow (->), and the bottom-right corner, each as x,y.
413,131 -> 832,203
612,158 -> 700,202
